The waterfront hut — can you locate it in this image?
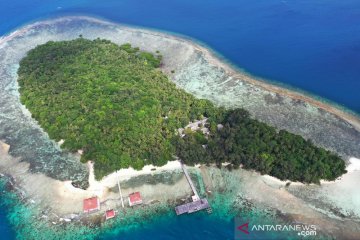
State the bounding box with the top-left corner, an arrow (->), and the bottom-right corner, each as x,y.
83,197 -> 100,213
128,192 -> 143,206
105,209 -> 116,220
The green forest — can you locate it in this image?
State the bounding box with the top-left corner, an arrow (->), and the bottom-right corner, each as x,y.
18,38 -> 346,182
174,109 -> 347,183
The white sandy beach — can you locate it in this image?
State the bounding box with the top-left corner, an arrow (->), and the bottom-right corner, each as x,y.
2,138 -> 360,238
346,157 -> 360,172
0,16 -> 359,239
0,141 -> 191,216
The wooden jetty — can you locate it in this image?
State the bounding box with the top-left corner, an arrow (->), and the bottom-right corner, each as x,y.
175,198 -> 210,215
180,161 -> 200,201
175,161 -> 211,215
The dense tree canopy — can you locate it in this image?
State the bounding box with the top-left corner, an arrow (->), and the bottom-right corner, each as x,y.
18,38 -> 216,178
175,109 -> 347,183
18,38 -> 346,182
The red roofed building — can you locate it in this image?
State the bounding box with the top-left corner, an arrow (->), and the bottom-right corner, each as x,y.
105,209 -> 116,220
83,197 -> 100,213
128,192 -> 143,206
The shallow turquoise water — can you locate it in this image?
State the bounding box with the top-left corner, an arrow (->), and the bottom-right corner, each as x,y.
1,0 -> 359,239
0,171 -> 318,240
0,178 -> 237,239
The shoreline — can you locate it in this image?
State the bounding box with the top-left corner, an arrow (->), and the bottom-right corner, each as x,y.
0,140 -> 192,219
0,15 -> 358,186
119,19 -> 360,131
0,16 -> 359,239
169,30 -> 360,132
1,16 -> 359,132
0,13 -> 358,206
2,140 -> 360,239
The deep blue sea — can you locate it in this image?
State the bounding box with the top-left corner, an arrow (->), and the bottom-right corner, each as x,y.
1,0 -> 360,239
1,0 -> 360,113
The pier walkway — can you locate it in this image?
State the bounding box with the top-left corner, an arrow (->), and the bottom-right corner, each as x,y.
180,161 -> 199,200
175,161 -> 211,215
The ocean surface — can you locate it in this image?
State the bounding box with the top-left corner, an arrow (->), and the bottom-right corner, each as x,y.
1,0 -> 360,114
0,0 -> 359,239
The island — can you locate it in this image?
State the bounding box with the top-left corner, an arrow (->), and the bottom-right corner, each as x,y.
0,17 -> 359,239
18,38 -> 346,183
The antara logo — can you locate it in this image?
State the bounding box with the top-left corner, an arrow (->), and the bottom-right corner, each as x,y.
237,222 -> 249,234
